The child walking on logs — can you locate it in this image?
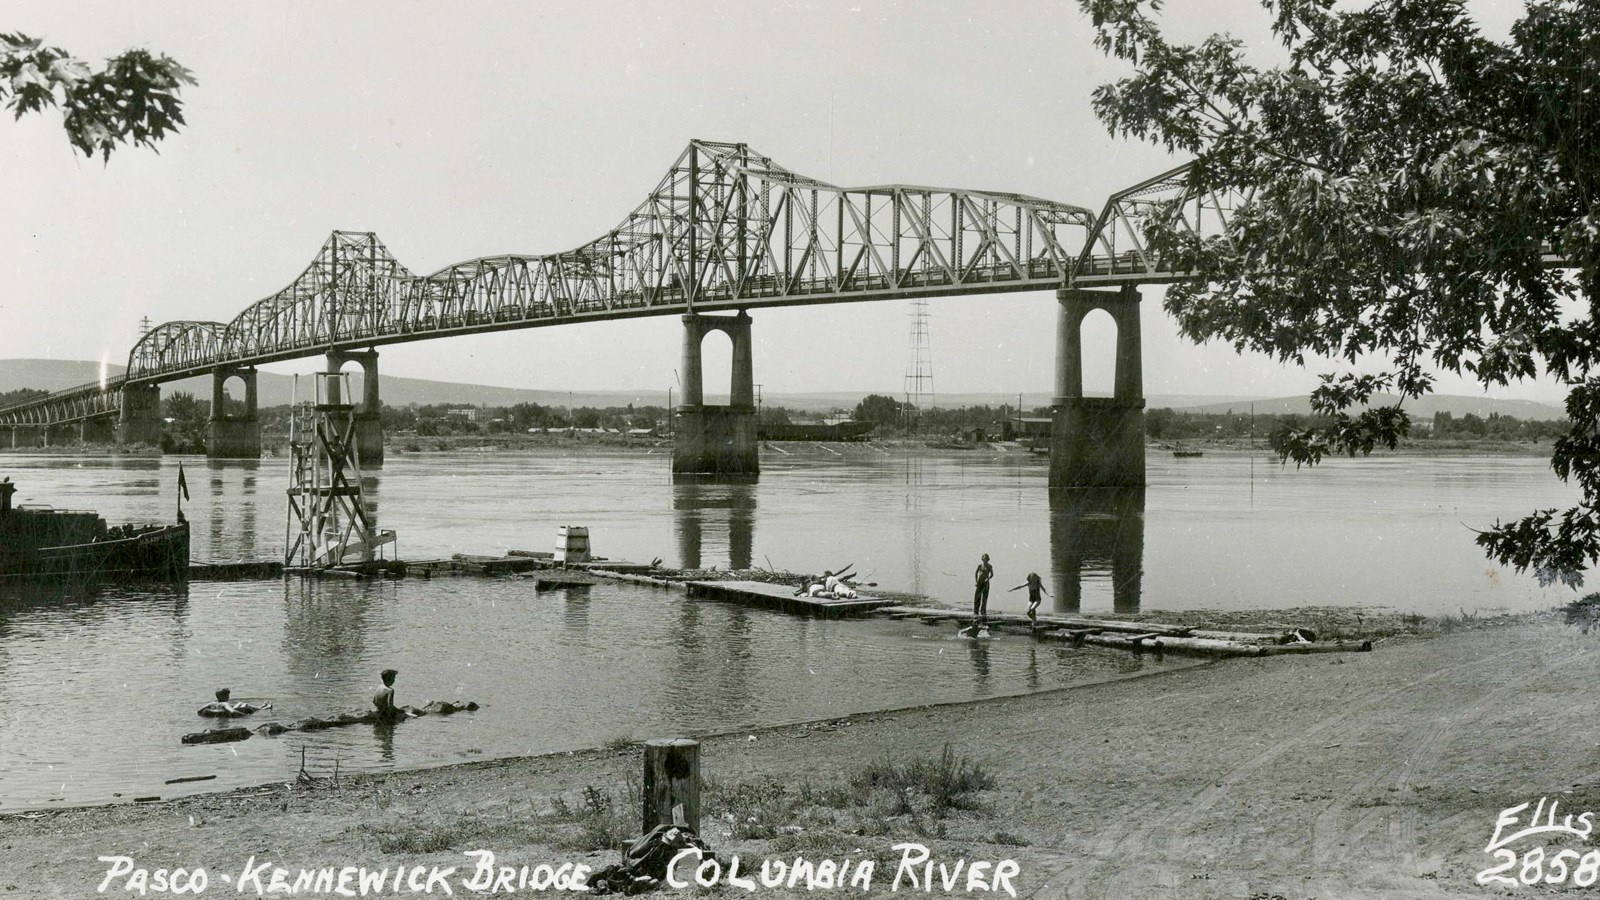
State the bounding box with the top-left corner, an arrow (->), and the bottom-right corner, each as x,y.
1009,572 -> 1050,628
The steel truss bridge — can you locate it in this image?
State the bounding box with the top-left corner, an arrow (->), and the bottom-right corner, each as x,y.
1,141 -> 1245,428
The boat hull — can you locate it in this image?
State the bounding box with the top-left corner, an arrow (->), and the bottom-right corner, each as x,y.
0,523 -> 190,582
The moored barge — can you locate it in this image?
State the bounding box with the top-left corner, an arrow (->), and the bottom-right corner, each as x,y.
0,478 -> 189,581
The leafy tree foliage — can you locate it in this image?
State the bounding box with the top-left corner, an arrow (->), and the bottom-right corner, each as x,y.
1,32 -> 193,160
1080,0 -> 1600,585
854,393 -> 907,424
160,391 -> 207,453
0,387 -> 47,407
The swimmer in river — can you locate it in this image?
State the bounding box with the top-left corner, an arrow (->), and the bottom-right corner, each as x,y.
1008,572 -> 1050,627
197,687 -> 270,718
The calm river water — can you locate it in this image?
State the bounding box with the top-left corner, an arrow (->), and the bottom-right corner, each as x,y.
0,445 -> 1583,810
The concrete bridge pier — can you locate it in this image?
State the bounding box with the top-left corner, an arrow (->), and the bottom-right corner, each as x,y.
1049,286 -> 1145,488
673,312 -> 758,478
325,349 -> 383,466
207,366 -> 261,459
11,425 -> 43,448
116,384 -> 163,446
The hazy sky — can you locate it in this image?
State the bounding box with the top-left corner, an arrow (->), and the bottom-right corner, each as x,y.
1,1 -> 1548,403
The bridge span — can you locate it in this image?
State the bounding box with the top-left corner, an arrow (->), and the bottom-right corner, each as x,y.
1,142 -> 1249,485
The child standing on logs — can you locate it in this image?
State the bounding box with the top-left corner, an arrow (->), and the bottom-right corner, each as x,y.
969,553 -> 994,634
1009,572 -> 1050,628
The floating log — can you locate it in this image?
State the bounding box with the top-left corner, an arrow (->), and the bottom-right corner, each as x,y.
570,559 -> 658,575
1187,628 -> 1293,644
1147,636 -> 1268,658
188,561 -> 283,581
588,569 -> 685,590
181,726 -> 252,745
164,775 -> 217,785
533,576 -> 597,591
1258,639 -> 1373,655
1042,616 -> 1191,637
1082,633 -> 1158,652
1036,628 -> 1096,645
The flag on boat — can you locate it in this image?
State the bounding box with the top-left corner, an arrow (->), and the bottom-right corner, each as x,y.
178,461 -> 190,501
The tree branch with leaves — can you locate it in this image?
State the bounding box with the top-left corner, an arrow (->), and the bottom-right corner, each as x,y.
1079,0 -> 1599,586
1,31 -> 194,160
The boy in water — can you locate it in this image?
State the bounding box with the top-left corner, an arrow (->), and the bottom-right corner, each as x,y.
373,669 -> 404,723
197,687 -> 269,718
1009,572 -> 1050,627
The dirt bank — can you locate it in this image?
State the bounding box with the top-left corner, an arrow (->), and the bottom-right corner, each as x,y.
2,618 -> 1594,898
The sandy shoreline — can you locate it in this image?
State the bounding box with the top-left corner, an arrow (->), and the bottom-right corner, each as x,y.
2,614 -> 1594,898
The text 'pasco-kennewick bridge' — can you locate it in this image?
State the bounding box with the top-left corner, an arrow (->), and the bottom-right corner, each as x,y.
0,140 -> 1245,488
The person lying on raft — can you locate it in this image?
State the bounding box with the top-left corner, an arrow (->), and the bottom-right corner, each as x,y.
793,569 -> 860,600
823,570 -> 860,599
198,687 -> 271,718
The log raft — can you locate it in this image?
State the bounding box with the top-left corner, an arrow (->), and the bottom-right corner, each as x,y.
229,549 -> 1375,660
866,605 -> 1370,659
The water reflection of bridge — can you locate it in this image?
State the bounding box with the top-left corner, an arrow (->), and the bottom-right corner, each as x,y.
1049,487 -> 1144,615
673,480 -> 755,571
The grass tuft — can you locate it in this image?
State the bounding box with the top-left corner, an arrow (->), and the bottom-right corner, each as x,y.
540,779 -> 641,852
849,744 -> 995,812
371,824 -> 460,854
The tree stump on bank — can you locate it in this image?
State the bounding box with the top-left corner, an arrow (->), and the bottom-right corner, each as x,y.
642,737 -> 700,835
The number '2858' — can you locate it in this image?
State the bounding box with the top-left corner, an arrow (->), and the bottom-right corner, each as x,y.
1478,847 -> 1600,886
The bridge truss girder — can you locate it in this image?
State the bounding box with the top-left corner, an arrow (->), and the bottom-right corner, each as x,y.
1072,161 -> 1254,286
114,140 -> 1100,384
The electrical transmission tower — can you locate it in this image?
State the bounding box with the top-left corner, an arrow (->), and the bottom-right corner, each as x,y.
903,297 -> 935,427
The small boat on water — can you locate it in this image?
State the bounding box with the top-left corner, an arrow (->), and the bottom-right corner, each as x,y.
0,477 -> 189,582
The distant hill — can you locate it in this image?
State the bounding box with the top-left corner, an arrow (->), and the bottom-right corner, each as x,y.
763,391 -> 1261,413
0,359 -> 668,410
0,359 -> 1569,420
1173,393 -> 1567,421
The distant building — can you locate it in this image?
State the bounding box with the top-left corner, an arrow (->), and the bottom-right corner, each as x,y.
1012,416 -> 1052,448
